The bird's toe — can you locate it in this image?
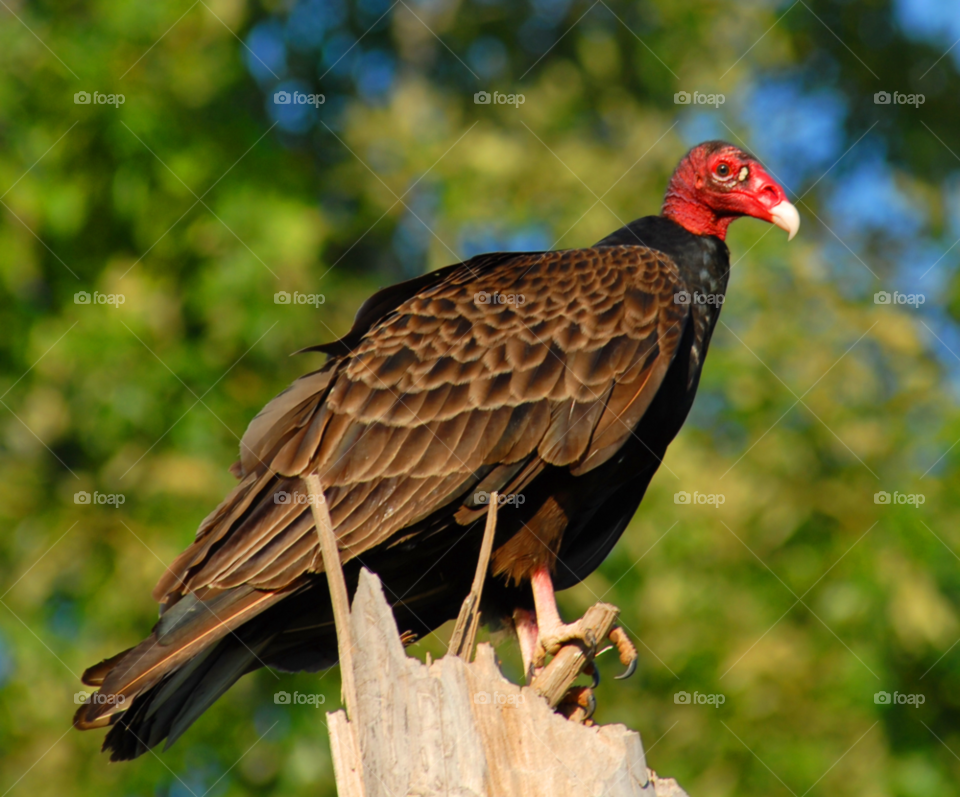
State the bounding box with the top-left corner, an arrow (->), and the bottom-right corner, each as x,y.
557,686 -> 596,723
539,619 -> 597,657
608,625 -> 638,680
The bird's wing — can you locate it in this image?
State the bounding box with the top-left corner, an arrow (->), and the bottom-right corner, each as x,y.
154,245 -> 690,601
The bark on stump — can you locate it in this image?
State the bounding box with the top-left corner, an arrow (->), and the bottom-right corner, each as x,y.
327,568 -> 689,797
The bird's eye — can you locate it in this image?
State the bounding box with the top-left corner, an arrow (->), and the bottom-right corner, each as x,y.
716,163 -> 730,177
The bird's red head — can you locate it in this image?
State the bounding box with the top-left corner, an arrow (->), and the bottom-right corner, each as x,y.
661,141 -> 799,242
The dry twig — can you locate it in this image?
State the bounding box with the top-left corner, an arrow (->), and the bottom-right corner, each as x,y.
448,492 -> 500,660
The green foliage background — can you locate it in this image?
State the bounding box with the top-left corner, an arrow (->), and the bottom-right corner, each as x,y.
1,1 -> 959,795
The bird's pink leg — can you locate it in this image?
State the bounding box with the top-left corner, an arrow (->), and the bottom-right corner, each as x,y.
512,608 -> 540,682
530,565 -> 596,657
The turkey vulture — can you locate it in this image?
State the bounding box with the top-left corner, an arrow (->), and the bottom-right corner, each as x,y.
75,141 -> 798,759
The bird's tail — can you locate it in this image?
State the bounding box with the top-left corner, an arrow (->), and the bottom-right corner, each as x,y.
75,515 -> 494,760
73,583 -> 298,760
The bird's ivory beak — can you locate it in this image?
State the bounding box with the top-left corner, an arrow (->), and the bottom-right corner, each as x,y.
769,200 -> 800,241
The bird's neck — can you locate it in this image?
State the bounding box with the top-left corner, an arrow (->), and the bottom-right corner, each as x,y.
661,168 -> 732,241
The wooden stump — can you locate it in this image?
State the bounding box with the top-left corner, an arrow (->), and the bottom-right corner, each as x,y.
327,568 -> 690,797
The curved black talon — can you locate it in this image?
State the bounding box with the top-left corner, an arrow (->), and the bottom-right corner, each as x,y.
584,661 -> 600,688
614,655 -> 638,681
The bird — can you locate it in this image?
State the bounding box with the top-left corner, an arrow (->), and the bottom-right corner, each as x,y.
74,140 -> 798,760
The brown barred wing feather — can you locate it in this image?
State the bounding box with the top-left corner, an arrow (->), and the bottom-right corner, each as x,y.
162,246 -> 689,599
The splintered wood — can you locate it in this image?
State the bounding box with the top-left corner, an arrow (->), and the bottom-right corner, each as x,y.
327,568 -> 689,797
